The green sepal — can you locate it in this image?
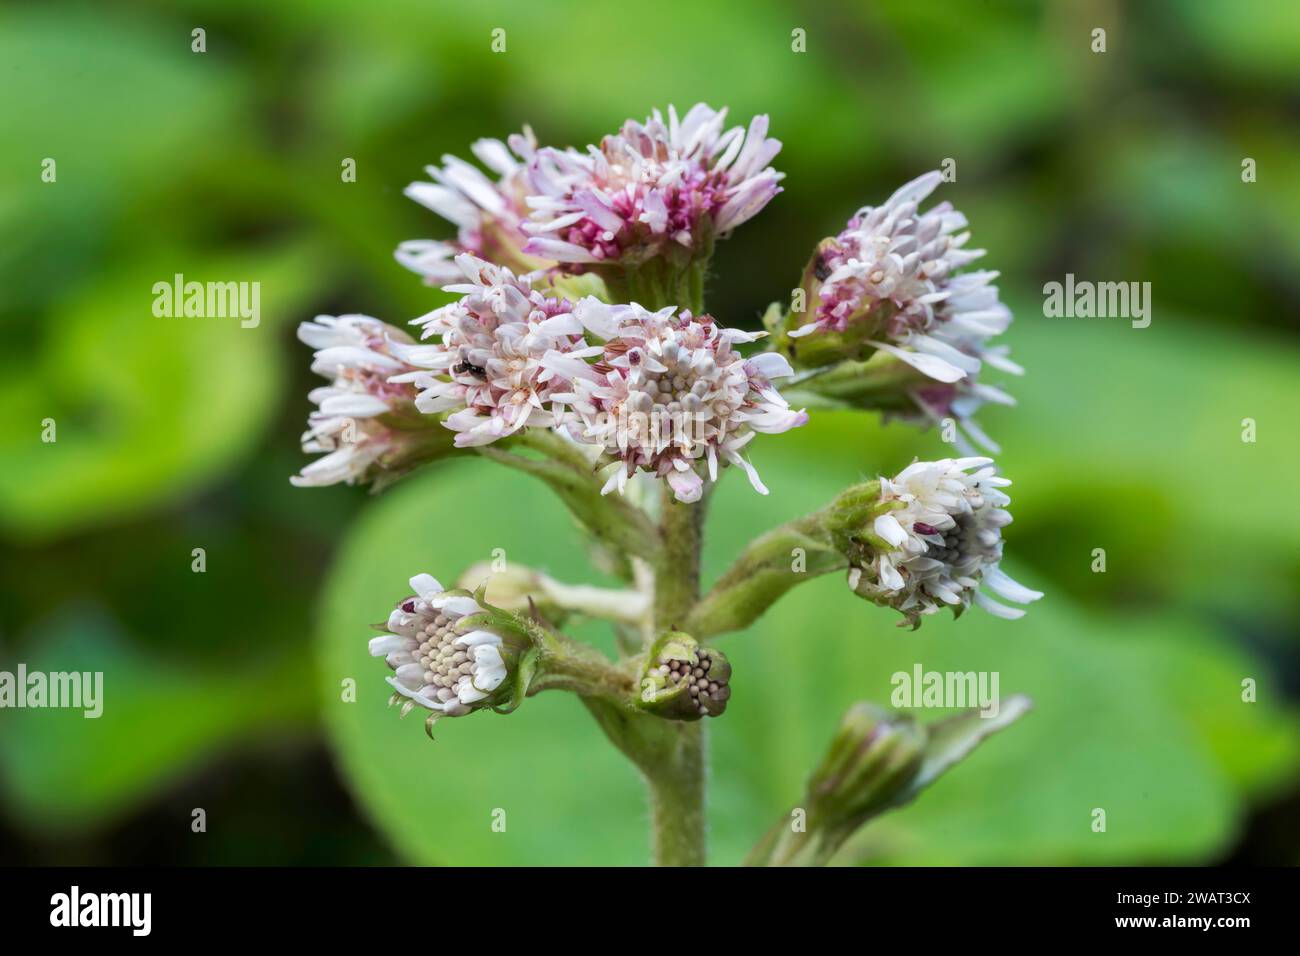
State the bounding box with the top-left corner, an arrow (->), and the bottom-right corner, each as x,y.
542,270 -> 613,305
490,646 -> 540,715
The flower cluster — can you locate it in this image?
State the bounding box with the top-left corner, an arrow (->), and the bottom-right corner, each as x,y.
387,255 -> 586,448
523,104 -> 783,266
847,457 -> 1042,626
292,261 -> 807,499
290,104 -> 1043,800
292,315 -> 440,488
787,171 -> 1022,451
542,300 -> 808,502
369,574 -> 512,718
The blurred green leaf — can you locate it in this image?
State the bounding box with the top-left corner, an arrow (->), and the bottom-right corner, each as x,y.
0,608 -> 314,832
0,5 -> 251,316
984,305 -> 1300,611
1175,0 -> 1300,83
0,243 -> 319,541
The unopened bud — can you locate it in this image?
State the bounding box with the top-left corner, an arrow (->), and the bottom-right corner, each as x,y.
637,632 -> 731,721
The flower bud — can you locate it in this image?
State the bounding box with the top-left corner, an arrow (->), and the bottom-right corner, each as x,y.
369,573 -> 536,733
636,632 -> 731,721
805,703 -> 925,825
456,562 -> 556,617
747,696 -> 1031,866
456,562 -> 651,628
747,703 -> 923,866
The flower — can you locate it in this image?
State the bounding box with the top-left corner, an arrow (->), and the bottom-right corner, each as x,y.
541,299 -> 808,502
291,315 -> 448,487
847,457 -> 1042,626
369,573 -> 512,718
785,172 -> 1022,446
388,255 -> 587,447
396,128 -> 549,284
523,103 -> 783,266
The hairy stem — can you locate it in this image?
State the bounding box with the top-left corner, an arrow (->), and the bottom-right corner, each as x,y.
583,695 -> 708,866
528,627 -> 637,700
653,496 -> 705,631
686,480 -> 882,639
646,722 -> 707,865
641,486 -> 709,863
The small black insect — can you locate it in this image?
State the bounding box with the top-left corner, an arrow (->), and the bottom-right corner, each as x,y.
452,360 -> 488,379
812,254 -> 833,282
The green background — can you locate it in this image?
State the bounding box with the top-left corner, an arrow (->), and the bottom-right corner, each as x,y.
1,0 -> 1297,865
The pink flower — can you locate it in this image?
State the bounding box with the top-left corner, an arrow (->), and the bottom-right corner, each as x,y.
791,171 -> 1011,375
541,300 -> 808,502
790,171 -> 1022,450
523,104 -> 783,266
388,255 -> 587,448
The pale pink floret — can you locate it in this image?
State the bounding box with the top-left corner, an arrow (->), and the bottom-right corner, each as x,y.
396,129 -> 546,284
292,315 -> 422,487
388,255 -> 586,448
523,104 -> 783,266
541,300 -> 807,502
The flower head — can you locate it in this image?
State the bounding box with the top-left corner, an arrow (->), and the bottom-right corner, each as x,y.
389,255 -> 587,447
847,457 -> 1042,626
292,315 -> 449,487
523,103 -> 783,266
396,128 -> 550,283
542,299 -> 808,502
785,171 -> 1021,449
369,573 -> 515,718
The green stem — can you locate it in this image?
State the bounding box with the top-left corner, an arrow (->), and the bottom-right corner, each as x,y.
685,514 -> 845,638
684,481 -> 880,639
573,257 -> 715,865
653,495 -> 705,631
647,722 -> 707,866
529,629 -> 636,699
642,486 -> 710,864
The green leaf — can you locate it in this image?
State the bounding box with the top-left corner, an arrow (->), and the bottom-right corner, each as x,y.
0,243 -> 319,541
0,5 -> 251,315
0,608 -> 313,833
